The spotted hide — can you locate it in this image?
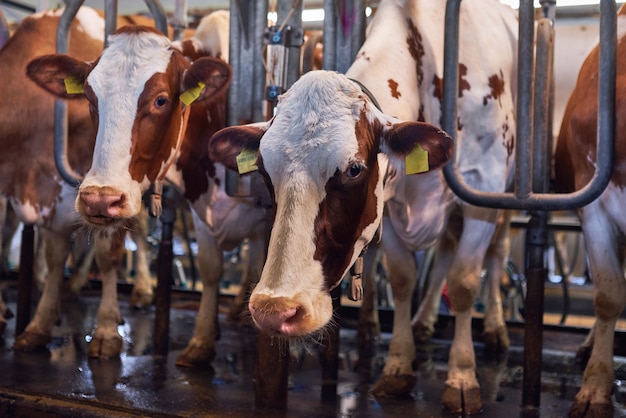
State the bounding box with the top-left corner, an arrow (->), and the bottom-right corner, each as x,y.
0,7 -> 161,356
26,10 -> 270,367
209,0 -> 518,414
554,4 -> 626,417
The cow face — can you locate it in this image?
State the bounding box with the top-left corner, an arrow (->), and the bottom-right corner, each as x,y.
209,71 -> 453,337
26,26 -> 231,228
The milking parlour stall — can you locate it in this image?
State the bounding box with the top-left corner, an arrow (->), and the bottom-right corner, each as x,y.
0,0 -> 624,417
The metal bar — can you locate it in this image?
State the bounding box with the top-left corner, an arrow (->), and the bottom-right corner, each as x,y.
522,211 -> 548,412
0,0 -> 35,13
53,0 -> 84,187
532,19 -> 553,193
104,0 -> 117,48
322,0 -> 337,70
0,7 -> 10,48
15,225 -> 34,337
172,0 -> 188,41
442,0 -> 616,212
153,188 -> 175,356
144,0 -> 168,36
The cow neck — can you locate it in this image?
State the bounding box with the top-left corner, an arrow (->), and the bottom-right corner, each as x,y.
147,104 -> 192,217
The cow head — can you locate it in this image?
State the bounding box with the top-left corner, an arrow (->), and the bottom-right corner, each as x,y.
26,26 -> 231,227
209,71 -> 453,337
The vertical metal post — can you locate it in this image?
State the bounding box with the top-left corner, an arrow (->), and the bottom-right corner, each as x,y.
15,225 -> 34,336
172,0 -> 188,41
0,8 -> 10,48
104,0 -> 117,48
153,188 -> 175,356
322,0 -> 365,73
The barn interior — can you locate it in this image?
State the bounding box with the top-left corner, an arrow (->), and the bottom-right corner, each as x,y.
1,0 -> 626,417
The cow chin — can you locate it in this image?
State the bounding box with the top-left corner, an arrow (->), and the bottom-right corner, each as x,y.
248,291 -> 333,337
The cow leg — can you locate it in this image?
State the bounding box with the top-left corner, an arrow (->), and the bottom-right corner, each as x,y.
65,230 -> 96,297
372,215 -> 418,397
441,207 -> 499,414
13,228 -> 69,351
569,204 -> 625,418
355,241 -> 382,372
481,211 -> 510,353
411,232 -> 455,343
175,214 -> 221,368
228,231 -> 265,323
128,210 -> 154,309
87,227 -> 125,358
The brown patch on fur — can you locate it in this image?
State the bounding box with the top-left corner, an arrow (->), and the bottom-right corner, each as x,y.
483,70 -> 506,106
406,19 -> 424,86
458,63 -> 470,98
314,111 -> 380,291
129,61 -> 186,183
388,79 -> 401,99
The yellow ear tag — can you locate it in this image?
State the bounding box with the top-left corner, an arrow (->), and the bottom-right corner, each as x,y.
64,77 -> 84,94
180,81 -> 205,106
405,144 -> 429,175
236,148 -> 259,174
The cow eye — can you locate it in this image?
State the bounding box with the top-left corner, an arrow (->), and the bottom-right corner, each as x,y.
346,162 -> 363,179
154,96 -> 168,108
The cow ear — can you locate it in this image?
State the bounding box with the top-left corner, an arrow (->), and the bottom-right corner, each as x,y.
209,122 -> 268,173
381,121 -> 454,174
180,57 -> 231,106
26,54 -> 92,99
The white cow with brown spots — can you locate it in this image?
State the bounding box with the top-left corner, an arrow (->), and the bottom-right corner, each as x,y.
554,4 -> 626,417
208,0 -> 517,414
26,11 -> 270,368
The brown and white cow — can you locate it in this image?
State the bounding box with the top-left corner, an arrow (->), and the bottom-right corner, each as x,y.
554,4 -> 626,417
26,10 -> 270,367
209,0 -> 517,413
0,7 -> 158,356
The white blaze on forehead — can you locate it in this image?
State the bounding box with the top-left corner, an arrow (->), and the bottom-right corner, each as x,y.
86,31 -> 173,185
257,71 -> 366,296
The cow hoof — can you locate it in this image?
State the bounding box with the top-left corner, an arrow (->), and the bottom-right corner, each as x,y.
413,321 -> 435,344
130,288 -> 154,309
442,382 -> 483,415
371,374 -> 416,397
483,327 -> 510,353
568,400 -> 613,418
175,345 -> 216,369
87,334 -> 123,358
13,331 -> 51,351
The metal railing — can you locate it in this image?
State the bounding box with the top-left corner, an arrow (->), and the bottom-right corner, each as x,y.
442,0 -> 617,412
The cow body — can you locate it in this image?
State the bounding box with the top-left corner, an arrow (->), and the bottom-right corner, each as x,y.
0,7 -> 156,356
554,5 -> 626,417
209,0 -> 517,413
27,10 -> 269,367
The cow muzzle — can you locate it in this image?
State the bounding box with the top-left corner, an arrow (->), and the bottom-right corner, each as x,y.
248,292 -> 332,337
76,185 -> 130,226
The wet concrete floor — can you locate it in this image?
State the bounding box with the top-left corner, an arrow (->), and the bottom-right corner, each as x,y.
0,285 -> 625,417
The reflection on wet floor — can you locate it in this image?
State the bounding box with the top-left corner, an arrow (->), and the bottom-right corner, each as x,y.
0,287 -> 626,417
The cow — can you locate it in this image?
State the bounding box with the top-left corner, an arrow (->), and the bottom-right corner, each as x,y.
208,0 -> 518,414
25,10 -> 271,367
554,4 -> 626,417
0,7 -> 162,356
